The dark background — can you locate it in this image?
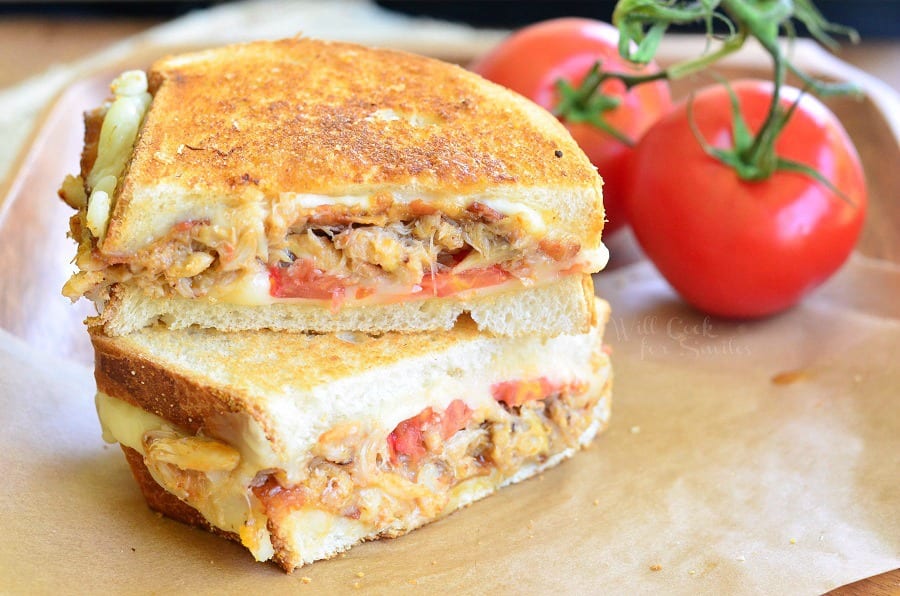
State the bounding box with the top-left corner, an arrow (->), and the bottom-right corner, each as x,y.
0,1 -> 898,38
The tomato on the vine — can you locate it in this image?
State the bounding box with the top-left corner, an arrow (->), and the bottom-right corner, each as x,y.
625,80 -> 867,318
471,18 -> 672,235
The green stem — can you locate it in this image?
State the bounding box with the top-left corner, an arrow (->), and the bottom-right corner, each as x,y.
786,61 -> 861,97
607,0 -> 863,194
601,27 -> 747,91
554,63 -> 634,145
744,52 -> 785,172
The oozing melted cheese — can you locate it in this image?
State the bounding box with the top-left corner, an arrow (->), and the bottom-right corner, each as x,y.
95,392 -> 275,562
85,70 -> 152,241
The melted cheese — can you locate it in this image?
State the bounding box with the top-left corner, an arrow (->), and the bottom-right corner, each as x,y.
288,194 -> 375,210
207,266 -> 273,305
85,70 -> 152,241
577,244 -> 610,271
479,198 -> 546,233
96,391 -> 167,447
95,392 -> 274,562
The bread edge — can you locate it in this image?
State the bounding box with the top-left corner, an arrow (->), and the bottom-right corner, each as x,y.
98,274 -> 595,337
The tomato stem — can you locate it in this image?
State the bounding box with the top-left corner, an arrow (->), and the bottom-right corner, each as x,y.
611,0 -> 861,190
554,62 -> 635,145
742,54 -> 786,175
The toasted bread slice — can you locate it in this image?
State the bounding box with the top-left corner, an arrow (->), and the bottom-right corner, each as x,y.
97,272 -> 597,337
62,38 -> 607,336
92,301 -> 613,571
108,38 -> 605,255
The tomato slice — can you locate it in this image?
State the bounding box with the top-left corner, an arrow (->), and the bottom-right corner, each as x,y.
269,258 -> 512,307
441,399 -> 473,440
269,260 -> 344,299
387,409 -> 431,465
269,260 -> 347,311
419,265 -> 511,298
491,378 -> 560,407
387,400 -> 473,465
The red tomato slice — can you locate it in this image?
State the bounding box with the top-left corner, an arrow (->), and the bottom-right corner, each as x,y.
419,265 -> 511,298
269,260 -> 345,300
440,399 -> 473,441
270,259 -> 511,307
491,378 -> 560,407
387,409 -> 432,465
387,400 -> 473,465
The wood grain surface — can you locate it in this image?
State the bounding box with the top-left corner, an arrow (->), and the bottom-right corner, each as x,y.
0,19 -> 897,594
826,568 -> 900,595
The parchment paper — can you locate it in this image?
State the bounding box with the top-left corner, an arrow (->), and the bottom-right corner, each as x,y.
1,1 -> 897,591
1,253 -> 897,594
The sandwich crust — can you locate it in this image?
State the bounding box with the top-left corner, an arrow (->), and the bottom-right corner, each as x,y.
102,38 -> 604,255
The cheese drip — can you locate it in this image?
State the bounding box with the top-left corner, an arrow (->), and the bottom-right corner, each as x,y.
85,70 -> 152,240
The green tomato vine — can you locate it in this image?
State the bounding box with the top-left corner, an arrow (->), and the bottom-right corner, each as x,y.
564,0 -> 861,194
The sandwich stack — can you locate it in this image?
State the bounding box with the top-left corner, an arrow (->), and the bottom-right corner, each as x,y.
61,39 -> 613,571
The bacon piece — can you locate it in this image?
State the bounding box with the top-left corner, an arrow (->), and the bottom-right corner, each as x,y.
466,201 -> 504,223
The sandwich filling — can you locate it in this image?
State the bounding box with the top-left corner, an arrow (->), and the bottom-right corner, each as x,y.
96,372 -> 610,566
60,70 -> 609,312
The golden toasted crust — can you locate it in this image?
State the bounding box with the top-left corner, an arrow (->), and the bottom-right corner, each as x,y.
92,330 -> 263,437
102,38 -> 604,254
93,317 -> 482,403
90,316 -> 488,446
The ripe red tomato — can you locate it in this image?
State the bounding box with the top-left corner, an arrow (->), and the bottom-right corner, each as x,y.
471,18 -> 672,234
625,80 -> 867,318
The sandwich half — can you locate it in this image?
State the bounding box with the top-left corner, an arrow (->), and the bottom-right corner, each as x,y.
60,38 -> 608,337
92,302 -> 612,571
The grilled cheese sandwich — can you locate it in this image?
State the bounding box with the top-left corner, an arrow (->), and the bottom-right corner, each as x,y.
60,38 -> 608,337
